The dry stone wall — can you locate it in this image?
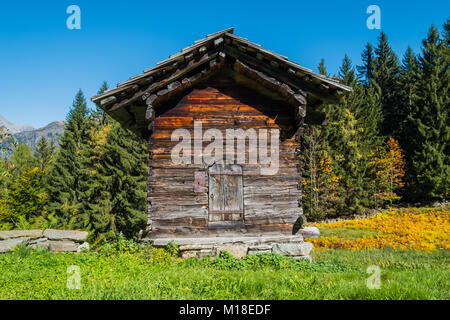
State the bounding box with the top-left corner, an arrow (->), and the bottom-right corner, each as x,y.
0,229 -> 89,253
152,227 -> 320,261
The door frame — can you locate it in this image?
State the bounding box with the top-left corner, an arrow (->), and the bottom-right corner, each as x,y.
207,163 -> 245,229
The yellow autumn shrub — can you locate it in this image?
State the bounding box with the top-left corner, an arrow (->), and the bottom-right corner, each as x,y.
311,207 -> 450,251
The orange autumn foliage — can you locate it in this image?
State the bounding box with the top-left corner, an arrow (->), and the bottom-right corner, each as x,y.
311,207 -> 450,251
370,137 -> 405,203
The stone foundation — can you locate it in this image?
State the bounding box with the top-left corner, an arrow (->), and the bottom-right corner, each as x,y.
149,227 -> 320,260
0,229 -> 89,253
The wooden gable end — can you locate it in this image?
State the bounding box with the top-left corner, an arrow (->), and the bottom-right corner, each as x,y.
92,28 -> 351,138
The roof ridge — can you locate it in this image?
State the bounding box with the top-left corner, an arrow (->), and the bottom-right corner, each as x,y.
92,29 -> 351,103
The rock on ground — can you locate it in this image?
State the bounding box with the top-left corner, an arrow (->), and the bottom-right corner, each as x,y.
181,249 -> 214,259
29,241 -> 50,250
48,240 -> 79,252
0,230 -> 42,240
299,227 -> 321,239
272,242 -> 313,257
0,237 -> 30,253
43,229 -> 88,242
77,242 -> 90,253
215,245 -> 248,258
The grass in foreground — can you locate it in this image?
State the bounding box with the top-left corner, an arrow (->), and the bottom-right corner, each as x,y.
319,227 -> 378,240
0,245 -> 448,300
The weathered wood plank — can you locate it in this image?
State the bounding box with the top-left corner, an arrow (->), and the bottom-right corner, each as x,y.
147,86 -> 302,235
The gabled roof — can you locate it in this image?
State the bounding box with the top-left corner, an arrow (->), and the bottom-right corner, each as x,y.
92,28 -> 351,137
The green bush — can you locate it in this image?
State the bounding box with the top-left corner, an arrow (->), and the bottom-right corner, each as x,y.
96,235 -> 144,256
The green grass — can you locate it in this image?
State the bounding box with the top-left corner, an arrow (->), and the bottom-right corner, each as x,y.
0,245 -> 448,300
318,227 -> 378,240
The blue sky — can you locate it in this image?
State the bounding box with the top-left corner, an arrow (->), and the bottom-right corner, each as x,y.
0,1 -> 448,128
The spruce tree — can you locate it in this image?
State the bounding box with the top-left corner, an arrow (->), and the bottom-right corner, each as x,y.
406,24 -> 449,200
80,122 -> 116,239
356,43 -> 383,147
84,83 -> 147,240
318,58 -> 328,76
100,121 -> 148,239
323,55 -> 383,214
79,83 -> 116,239
35,136 -> 56,171
48,90 -> 93,228
338,55 -> 357,86
94,81 -> 109,123
373,32 -> 401,136
444,18 -> 450,44
300,60 -> 333,220
357,43 -> 375,85
396,47 -> 421,160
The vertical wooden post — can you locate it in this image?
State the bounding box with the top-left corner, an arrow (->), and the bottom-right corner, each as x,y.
145,95 -> 156,235
295,90 -> 307,216
146,136 -> 153,234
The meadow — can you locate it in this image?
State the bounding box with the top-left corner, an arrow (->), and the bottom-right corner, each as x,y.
0,208 -> 448,300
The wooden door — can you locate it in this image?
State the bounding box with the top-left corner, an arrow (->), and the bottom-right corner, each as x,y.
208,164 -> 244,229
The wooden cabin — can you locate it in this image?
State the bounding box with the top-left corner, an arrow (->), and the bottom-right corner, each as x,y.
92,28 -> 350,241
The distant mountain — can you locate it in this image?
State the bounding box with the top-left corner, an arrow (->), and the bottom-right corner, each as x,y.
0,114 -> 35,134
14,121 -> 66,151
0,114 -> 66,152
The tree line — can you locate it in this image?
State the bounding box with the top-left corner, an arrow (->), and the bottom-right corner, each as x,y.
0,84 -> 148,241
301,19 -> 449,220
0,19 -> 448,238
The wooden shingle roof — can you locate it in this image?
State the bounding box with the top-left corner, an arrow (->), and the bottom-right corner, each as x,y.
92,28 -> 351,137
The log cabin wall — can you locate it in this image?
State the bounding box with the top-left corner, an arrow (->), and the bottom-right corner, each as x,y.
91,29 -> 352,240
147,83 -> 302,237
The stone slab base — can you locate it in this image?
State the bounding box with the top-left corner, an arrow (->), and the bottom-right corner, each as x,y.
146,234 -> 316,261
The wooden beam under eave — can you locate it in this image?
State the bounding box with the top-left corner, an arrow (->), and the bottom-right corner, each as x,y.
108,52 -> 221,113
224,45 -> 341,104
233,60 -> 308,117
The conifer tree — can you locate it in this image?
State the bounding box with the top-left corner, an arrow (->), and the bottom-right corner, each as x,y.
80,122 -> 116,239
35,136 -> 56,171
338,55 -> 357,86
48,90 -> 94,228
9,144 -> 35,176
94,81 -> 109,123
357,43 -> 375,85
406,24 -> 449,200
318,58 -> 328,76
444,18 -> 450,46
322,55 -> 383,214
100,121 -> 148,239
4,167 -> 49,228
373,32 -> 401,136
301,59 -> 344,220
396,47 -> 421,161
79,83 -> 116,239
84,83 -> 147,240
